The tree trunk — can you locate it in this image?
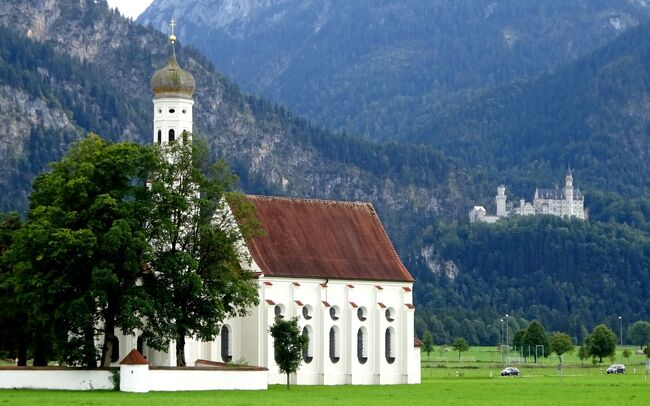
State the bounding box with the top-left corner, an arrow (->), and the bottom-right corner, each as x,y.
33,332 -> 47,366
83,324 -> 97,368
286,373 -> 290,390
101,315 -> 115,367
17,337 -> 27,367
176,332 -> 186,366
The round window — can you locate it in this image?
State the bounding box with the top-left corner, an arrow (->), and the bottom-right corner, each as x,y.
274,304 -> 285,319
385,307 -> 395,322
329,306 -> 339,321
357,307 -> 367,321
302,305 -> 312,320
169,108 -> 176,114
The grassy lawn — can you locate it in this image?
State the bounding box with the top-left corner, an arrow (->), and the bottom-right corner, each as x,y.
1,347 -> 648,405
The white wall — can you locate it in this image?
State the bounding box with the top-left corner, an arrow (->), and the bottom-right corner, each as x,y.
0,368 -> 113,390
148,368 -> 267,391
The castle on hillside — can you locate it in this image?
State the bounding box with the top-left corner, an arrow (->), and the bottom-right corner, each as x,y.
469,169 -> 587,223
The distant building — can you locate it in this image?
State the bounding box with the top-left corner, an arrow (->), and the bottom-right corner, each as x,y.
469,170 -> 586,222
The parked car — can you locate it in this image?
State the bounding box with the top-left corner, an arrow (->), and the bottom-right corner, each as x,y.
500,367 -> 520,376
607,364 -> 625,374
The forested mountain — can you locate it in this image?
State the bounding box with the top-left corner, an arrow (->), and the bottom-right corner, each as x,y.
139,0 -> 650,139
411,215 -> 650,345
0,0 -> 469,235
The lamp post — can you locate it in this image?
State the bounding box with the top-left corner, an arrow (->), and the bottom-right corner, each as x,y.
505,314 -> 509,351
500,318 -> 504,363
619,316 -> 623,363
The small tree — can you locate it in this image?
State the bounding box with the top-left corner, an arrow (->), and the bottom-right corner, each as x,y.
585,324 -> 617,363
578,346 -> 588,365
523,321 -> 550,363
622,348 -> 631,362
270,317 -> 308,390
452,337 -> 470,361
549,332 -> 574,363
422,331 -> 434,361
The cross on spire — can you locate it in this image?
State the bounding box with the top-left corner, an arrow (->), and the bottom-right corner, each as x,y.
169,18 -> 177,44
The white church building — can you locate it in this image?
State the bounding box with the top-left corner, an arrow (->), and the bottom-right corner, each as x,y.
113,27 -> 421,386
470,170 -> 587,223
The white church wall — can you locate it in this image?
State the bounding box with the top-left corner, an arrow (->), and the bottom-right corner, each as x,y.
147,367 -> 267,391
0,368 -> 113,390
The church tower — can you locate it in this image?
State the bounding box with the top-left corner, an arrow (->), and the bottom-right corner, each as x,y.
150,19 -> 195,145
496,185 -> 507,217
564,168 -> 574,217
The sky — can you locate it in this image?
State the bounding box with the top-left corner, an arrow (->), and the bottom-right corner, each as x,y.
106,0 -> 154,19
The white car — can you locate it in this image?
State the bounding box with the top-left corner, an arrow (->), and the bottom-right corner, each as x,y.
500,367 -> 520,376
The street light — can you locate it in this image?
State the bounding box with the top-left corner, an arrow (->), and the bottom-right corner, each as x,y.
505,314 -> 509,350
619,316 -> 623,363
500,318 -> 504,363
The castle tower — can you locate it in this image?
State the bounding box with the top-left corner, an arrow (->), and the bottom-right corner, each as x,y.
564,168 -> 574,217
150,19 -> 195,145
496,185 -> 507,217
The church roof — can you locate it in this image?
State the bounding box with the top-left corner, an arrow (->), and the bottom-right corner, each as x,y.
240,195 -> 413,282
120,349 -> 149,365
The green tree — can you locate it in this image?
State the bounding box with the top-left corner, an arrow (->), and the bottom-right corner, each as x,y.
523,321 -> 550,363
513,329 -> 526,354
549,332 -> 574,363
141,136 -> 261,366
452,337 -> 470,361
644,344 -> 650,359
270,317 -> 308,390
422,331 -> 434,361
585,324 -> 617,363
10,134 -> 157,367
627,321 -> 650,348
0,212 -> 28,365
622,348 -> 631,362
578,346 -> 588,365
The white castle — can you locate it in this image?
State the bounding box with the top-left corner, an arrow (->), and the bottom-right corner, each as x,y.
469,169 -> 586,223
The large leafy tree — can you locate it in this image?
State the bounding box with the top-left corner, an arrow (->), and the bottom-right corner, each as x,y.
549,332 -> 574,363
0,212 -> 28,365
142,135 -> 260,366
627,321 -> 650,348
10,134 -> 157,367
585,324 -> 617,363
523,321 -> 550,363
270,317 -> 308,390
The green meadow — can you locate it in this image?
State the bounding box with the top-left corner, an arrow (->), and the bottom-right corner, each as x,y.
1,347 -> 649,405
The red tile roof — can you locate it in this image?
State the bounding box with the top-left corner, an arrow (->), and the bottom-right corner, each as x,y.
414,338 -> 423,347
241,196 -> 413,282
295,300 -> 304,306
349,301 -> 359,308
322,300 -> 331,307
265,299 -> 276,305
405,303 -> 416,310
378,302 -> 387,309
120,349 -> 149,365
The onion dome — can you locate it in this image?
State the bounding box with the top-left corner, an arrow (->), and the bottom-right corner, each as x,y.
151,56 -> 196,98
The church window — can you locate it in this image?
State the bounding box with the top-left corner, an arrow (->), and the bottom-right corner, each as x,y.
357,306 -> 367,321
110,336 -> 120,363
385,307 -> 396,322
169,129 -> 175,143
302,305 -> 313,320
182,109 -> 187,114
157,130 -> 162,144
158,109 -> 162,114
385,327 -> 396,364
329,306 -> 340,321
221,324 -> 232,362
357,327 -> 368,364
169,108 -> 176,114
274,304 -> 285,319
302,326 -> 313,364
329,326 -> 340,363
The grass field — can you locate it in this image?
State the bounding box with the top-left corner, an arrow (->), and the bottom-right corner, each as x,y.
1,348 -> 648,405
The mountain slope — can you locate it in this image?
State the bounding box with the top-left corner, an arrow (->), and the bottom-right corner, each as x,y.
408,21 -> 650,225
0,0 -> 471,250
139,0 -> 650,139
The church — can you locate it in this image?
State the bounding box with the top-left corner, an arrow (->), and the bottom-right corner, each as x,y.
114,26 -> 421,386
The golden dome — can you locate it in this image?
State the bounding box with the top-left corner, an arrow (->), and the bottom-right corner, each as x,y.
150,56 -> 196,98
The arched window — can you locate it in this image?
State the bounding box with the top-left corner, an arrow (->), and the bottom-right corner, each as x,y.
302,305 -> 313,320
274,304 -> 285,319
157,130 -> 162,144
329,326 -> 340,363
168,129 -> 175,143
221,325 -> 232,362
357,327 -> 368,364
302,326 -> 313,364
110,336 -> 120,363
385,307 -> 396,322
357,306 -> 368,321
329,306 -> 340,321
385,327 -> 396,364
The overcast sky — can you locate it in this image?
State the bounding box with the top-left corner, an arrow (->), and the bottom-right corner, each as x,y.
106,0 -> 154,19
